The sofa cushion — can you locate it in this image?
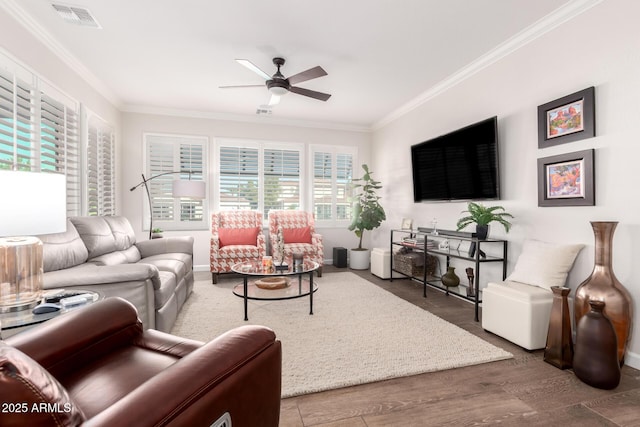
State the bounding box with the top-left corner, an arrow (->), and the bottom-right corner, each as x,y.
506,240 -> 584,290
139,255 -> 188,279
0,342 -> 86,427
90,247 -> 141,266
39,220 -> 89,272
103,216 -> 137,251
70,217 -> 117,259
218,227 -> 260,247
154,271 -> 177,309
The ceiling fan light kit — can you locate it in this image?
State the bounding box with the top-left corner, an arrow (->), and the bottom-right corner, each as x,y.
221,57 -> 331,104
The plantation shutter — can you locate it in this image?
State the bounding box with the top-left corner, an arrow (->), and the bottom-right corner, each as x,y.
178,143 -> 203,222
336,153 -> 353,220
313,152 -> 332,220
145,134 -> 207,230
311,147 -> 355,223
219,146 -> 259,211
87,117 -> 115,216
263,148 -> 300,217
41,93 -> 80,216
0,68 -> 37,170
147,137 -> 174,221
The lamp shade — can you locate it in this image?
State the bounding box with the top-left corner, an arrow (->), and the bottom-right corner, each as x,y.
172,179 -> 206,199
0,171 -> 67,236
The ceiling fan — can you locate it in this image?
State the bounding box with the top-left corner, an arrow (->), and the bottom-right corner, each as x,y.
220,57 -> 331,106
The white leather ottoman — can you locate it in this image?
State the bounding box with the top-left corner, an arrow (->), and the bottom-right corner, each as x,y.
482,280 -> 554,350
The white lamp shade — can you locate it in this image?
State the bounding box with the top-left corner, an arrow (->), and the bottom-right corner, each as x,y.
0,171 -> 67,236
172,179 -> 206,199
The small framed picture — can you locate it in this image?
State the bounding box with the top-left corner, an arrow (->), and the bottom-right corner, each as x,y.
537,149 -> 595,207
538,87 -> 595,148
401,218 -> 413,230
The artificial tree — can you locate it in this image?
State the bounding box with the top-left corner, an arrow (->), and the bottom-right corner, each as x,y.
348,164 -> 386,268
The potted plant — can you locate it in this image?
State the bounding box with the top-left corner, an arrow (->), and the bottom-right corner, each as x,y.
151,227 -> 164,239
347,164 -> 386,269
456,202 -> 513,256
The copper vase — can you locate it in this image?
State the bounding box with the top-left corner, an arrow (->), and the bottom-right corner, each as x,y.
544,286 -> 573,369
574,221 -> 632,366
573,300 -> 621,390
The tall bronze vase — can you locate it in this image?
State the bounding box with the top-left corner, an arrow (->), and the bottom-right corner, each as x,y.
573,300 -> 621,390
575,221 -> 632,366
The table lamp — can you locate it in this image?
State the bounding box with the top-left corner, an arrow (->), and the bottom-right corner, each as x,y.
0,171 -> 67,312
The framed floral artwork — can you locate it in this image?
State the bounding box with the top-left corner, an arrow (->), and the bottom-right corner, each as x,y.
537,149 -> 595,207
538,87 -> 595,148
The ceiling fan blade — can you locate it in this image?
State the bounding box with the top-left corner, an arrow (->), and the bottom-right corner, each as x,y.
219,84 -> 265,89
236,59 -> 271,80
268,94 -> 281,106
287,66 -> 327,85
289,86 -> 331,101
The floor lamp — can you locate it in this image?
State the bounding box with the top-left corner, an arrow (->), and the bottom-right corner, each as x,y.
0,171 -> 67,312
130,171 -> 206,240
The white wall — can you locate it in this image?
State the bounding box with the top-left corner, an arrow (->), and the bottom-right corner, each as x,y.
120,112 -> 371,269
370,1 -> 640,368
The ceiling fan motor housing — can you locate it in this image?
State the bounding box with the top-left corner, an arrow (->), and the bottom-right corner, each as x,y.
267,57 -> 290,95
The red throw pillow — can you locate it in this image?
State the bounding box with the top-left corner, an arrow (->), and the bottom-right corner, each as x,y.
218,227 -> 260,247
283,226 -> 312,244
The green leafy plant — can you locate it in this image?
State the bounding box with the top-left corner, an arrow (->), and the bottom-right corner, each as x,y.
456,202 -> 513,233
151,227 -> 163,234
348,164 -> 386,250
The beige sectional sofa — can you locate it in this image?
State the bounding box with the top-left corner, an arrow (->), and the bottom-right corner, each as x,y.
38,216 -> 194,332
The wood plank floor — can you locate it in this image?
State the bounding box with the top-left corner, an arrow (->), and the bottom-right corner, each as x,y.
279,266 -> 640,426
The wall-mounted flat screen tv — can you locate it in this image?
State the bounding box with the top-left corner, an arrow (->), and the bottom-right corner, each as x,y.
411,116 -> 500,202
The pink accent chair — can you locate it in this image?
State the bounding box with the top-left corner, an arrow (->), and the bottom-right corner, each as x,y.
268,210 -> 323,277
210,210 -> 266,284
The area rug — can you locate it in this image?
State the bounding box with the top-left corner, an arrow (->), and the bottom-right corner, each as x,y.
171,272 -> 512,398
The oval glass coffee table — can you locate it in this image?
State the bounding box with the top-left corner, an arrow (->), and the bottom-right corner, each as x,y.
231,260 -> 320,320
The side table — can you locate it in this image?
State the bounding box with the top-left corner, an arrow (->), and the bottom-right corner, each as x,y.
0,289 -> 102,339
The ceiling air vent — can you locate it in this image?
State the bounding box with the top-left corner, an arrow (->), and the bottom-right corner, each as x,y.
51,3 -> 101,28
256,105 -> 273,116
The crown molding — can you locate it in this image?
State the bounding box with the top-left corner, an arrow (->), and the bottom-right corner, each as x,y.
372,0 -> 604,131
122,104 -> 371,133
0,0 -> 122,108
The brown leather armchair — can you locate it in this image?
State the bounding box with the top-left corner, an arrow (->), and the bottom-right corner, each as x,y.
1,298 -> 282,427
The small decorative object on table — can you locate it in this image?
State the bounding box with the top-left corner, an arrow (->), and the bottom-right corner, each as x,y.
262,256 -> 274,274
151,228 -> 163,239
441,266 -> 460,288
255,277 -> 290,290
275,228 -> 288,271
465,267 -> 475,297
431,218 -> 438,235
573,300 -> 621,389
293,252 -> 304,271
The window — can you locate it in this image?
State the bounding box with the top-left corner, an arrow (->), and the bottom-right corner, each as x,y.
311,146 -> 355,224
0,64 -> 80,216
144,133 -> 208,230
217,139 -> 301,219
87,114 -> 115,216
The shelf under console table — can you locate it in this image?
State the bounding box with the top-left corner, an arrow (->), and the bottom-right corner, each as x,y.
389,228 -> 507,321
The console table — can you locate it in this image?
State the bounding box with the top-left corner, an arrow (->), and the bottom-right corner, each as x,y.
390,228 -> 507,321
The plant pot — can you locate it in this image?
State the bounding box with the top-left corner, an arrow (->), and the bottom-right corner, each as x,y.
349,248 -> 370,270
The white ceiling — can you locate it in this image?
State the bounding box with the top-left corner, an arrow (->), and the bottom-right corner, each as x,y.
3,0 -> 587,129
